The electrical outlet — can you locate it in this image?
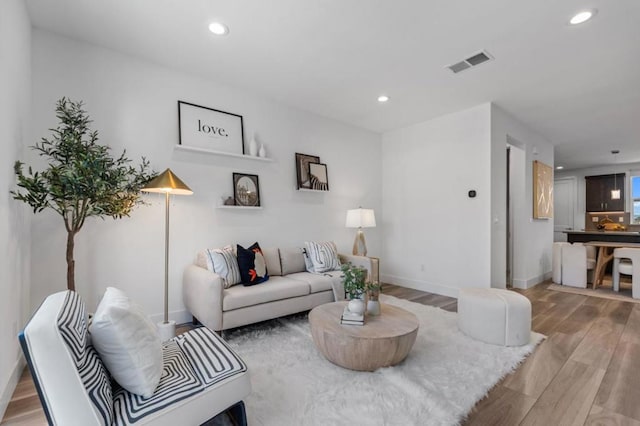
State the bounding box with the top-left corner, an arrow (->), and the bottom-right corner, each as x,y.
420,264 -> 425,272
619,217 -> 625,222
592,216 -> 599,222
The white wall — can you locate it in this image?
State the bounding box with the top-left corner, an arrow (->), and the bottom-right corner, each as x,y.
0,0 -> 31,418
555,162 -> 640,231
30,30 -> 382,321
491,105 -> 554,289
381,104 -> 492,297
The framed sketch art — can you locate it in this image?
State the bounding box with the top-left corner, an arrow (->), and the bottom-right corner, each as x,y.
233,173 -> 261,207
295,153 -> 320,189
178,101 -> 245,155
309,163 -> 329,191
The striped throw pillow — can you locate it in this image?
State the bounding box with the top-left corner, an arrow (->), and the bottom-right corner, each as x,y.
205,246 -> 241,288
304,241 -> 341,273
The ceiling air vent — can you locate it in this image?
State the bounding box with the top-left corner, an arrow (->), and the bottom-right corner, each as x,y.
447,50 -> 494,74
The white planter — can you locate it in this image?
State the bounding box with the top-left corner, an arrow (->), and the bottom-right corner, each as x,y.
347,299 -> 365,315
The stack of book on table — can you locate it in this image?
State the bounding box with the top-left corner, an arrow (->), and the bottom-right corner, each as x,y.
341,306 -> 364,326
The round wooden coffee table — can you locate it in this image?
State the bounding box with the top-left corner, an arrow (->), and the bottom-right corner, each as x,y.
309,301 -> 419,372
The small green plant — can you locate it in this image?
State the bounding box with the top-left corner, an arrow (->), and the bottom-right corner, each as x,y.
341,262 -> 367,299
11,98 -> 156,291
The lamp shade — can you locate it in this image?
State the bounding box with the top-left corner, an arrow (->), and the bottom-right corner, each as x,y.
141,168 -> 193,195
345,208 -> 376,228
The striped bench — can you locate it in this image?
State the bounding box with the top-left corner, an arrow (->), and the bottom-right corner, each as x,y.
19,291 -> 251,425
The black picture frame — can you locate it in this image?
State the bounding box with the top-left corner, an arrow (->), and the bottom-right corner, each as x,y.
308,162 -> 329,191
295,153 -> 320,189
178,101 -> 245,155
233,173 -> 261,206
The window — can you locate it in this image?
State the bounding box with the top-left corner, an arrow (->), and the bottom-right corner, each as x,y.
632,174 -> 640,224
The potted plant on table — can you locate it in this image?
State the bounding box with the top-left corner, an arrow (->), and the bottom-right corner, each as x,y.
366,280 -> 382,316
341,262 -> 367,314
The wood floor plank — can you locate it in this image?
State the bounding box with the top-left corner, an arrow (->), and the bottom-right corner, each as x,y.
463,385 -> 536,426
520,360 -> 606,426
0,410 -> 47,426
594,340 -> 640,421
570,320 -> 624,369
532,299 -> 585,336
586,405 -> 640,426
502,331 -> 582,398
620,306 -> 640,345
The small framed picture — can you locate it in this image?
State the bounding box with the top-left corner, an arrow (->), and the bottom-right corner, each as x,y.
295,153 -> 320,189
308,163 -> 329,191
178,101 -> 245,155
233,173 -> 261,206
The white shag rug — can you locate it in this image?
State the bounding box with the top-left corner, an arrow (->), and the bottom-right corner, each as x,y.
223,295 -> 544,426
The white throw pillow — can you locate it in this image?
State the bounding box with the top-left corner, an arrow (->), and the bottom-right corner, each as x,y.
205,245 -> 242,288
89,287 -> 162,398
304,241 -> 341,273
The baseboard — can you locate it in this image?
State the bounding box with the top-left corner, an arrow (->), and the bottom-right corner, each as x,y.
381,274 -> 459,298
512,271 -> 552,289
149,309 -> 191,326
0,356 -> 26,421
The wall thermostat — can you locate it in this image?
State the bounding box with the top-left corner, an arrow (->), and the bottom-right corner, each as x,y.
468,190 -> 477,198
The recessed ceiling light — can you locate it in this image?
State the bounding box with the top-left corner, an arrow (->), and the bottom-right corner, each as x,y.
208,22 -> 229,36
569,10 -> 596,25
377,95 -> 389,103
556,166 -> 564,170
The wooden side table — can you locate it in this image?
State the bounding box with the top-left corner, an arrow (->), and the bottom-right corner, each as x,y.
309,301 -> 419,371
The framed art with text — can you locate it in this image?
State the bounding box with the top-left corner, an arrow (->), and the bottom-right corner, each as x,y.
178,101 -> 245,154
233,173 -> 261,206
295,153 -> 320,189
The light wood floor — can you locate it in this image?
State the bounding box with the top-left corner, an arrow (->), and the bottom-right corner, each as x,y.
3,281 -> 640,425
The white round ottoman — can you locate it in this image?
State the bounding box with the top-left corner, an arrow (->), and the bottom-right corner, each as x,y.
457,288 -> 531,346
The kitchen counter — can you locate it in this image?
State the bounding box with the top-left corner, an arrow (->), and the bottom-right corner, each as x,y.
564,230 -> 640,243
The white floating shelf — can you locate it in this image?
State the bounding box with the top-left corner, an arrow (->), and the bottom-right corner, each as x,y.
174,145 -> 274,162
217,205 -> 263,210
297,188 -> 329,192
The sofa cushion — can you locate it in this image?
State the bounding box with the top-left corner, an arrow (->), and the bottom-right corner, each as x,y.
280,247 -> 307,275
90,287 -> 163,398
223,276 -> 310,311
262,247 -> 282,276
204,246 -> 242,288
286,272 -> 333,293
304,241 -> 341,273
237,242 -> 269,286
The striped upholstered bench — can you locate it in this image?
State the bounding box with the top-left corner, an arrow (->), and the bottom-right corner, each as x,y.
19,291 -> 251,425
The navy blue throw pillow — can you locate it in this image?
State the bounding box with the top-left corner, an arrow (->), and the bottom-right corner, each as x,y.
237,242 -> 269,286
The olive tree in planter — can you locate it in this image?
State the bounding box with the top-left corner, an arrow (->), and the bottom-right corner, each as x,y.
11,98 -> 156,291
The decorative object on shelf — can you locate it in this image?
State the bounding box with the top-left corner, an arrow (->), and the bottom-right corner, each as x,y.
309,163 -> 329,191
11,97 -> 156,292
259,143 -> 266,158
141,168 -> 193,341
178,101 -> 244,155
345,207 -> 376,256
223,196 -> 235,206
233,173 -> 261,207
366,281 -> 381,316
533,160 -> 553,219
249,135 -> 258,156
295,152 -> 320,189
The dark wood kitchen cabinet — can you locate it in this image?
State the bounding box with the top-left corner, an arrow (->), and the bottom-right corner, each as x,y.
585,173 -> 625,212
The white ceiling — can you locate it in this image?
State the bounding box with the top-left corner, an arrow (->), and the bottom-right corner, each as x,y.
25,0 -> 640,170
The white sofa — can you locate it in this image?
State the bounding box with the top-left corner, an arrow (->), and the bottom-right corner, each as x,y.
183,247 -> 377,332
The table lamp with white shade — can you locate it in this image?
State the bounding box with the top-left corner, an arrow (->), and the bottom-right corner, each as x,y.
345,208 -> 376,256
141,168 -> 193,341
